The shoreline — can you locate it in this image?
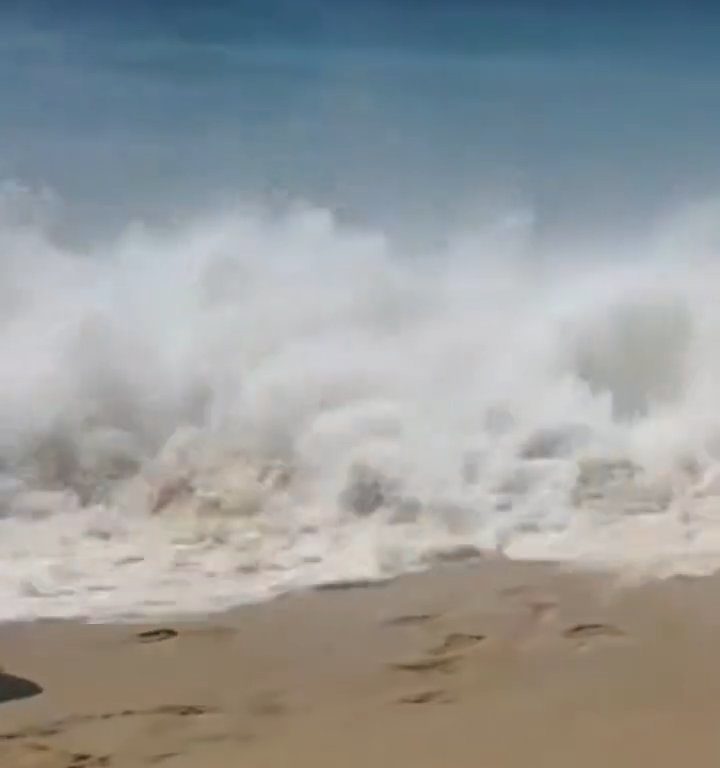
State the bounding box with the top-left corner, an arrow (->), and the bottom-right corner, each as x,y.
2,558 -> 720,766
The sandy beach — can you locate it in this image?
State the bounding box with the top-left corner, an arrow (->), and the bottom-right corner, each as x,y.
4,1 -> 720,765
2,559 -> 720,767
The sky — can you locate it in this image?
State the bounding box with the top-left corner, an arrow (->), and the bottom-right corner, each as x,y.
1,1 -> 720,243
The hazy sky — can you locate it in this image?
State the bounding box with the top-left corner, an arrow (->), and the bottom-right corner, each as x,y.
2,1 -> 720,241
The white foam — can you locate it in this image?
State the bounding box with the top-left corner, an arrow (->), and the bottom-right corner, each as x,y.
3,183 -> 720,621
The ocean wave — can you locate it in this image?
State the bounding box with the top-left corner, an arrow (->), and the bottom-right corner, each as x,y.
2,182 -> 720,620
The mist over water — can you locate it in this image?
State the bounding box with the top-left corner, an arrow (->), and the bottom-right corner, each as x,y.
3,2 -> 720,619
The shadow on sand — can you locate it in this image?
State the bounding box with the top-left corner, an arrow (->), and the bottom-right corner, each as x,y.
0,672 -> 42,704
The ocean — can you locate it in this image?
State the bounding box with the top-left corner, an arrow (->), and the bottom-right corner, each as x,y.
2,0 -> 720,620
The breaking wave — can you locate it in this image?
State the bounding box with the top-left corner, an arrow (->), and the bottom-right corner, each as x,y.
3,182 -> 720,620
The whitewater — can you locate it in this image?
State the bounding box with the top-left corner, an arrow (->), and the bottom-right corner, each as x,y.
3,181 -> 720,621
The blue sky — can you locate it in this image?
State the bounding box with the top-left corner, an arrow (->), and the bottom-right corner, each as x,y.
2,1 -> 720,241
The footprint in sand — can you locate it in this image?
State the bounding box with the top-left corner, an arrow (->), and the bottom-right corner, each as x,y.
562,623 -> 626,649
67,753 -> 111,767
384,613 -> 437,627
428,633 -> 485,656
143,705 -> 215,717
391,631 -> 485,678
0,704 -> 223,768
0,704 -> 219,744
398,689 -> 454,705
391,655 -> 460,674
0,726 -> 62,744
563,623 -> 624,639
1,744 -> 111,768
147,753 -> 180,765
136,629 -> 179,644
391,633 -> 484,705
315,578 -> 393,592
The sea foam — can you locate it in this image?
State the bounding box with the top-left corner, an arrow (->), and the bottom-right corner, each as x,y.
2,183 -> 720,620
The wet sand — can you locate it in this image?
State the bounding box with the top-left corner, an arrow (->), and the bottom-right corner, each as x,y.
2,558 -> 720,767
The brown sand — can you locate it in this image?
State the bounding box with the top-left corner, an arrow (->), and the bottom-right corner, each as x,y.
2,559 -> 720,767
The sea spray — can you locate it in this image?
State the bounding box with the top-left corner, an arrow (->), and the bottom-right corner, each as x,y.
2,184 -> 720,619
